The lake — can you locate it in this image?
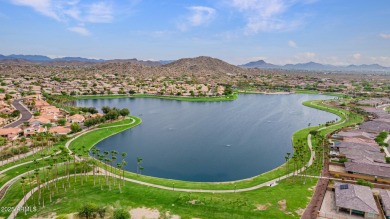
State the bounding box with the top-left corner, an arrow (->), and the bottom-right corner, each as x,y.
76,94 -> 338,182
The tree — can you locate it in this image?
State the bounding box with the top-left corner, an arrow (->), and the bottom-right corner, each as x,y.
223,85 -> 233,95
70,122 -> 82,133
57,118 -> 66,126
119,108 -> 130,117
102,106 -> 111,114
105,110 -> 120,120
10,110 -> 20,117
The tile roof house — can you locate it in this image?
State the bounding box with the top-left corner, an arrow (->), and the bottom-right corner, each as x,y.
29,116 -> 51,125
49,126 -> 71,135
0,128 -> 23,140
67,114 -> 85,124
379,190 -> 390,219
335,183 -> 380,218
23,125 -> 47,137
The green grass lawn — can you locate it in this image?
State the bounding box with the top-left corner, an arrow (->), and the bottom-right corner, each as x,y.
131,93 -> 238,102
0,163 -> 86,218
75,95 -> 130,100
0,142 -> 67,172
97,117 -> 134,128
19,175 -> 316,219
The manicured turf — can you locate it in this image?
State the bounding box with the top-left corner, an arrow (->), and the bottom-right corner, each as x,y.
19,175 -> 316,219
97,118 -> 134,128
75,95 -> 130,100
0,142 -> 67,172
131,93 -> 238,102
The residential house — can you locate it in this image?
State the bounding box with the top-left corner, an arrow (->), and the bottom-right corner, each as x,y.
0,128 -> 23,140
23,125 -> 47,137
359,121 -> 390,134
335,183 -> 380,218
49,126 -> 71,135
0,108 -> 12,115
67,114 -> 85,124
345,161 -> 390,179
379,190 -> 390,219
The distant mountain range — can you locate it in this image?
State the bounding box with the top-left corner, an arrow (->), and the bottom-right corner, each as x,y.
0,54 -> 389,73
0,54 -> 175,66
239,60 -> 390,73
0,54 -> 105,63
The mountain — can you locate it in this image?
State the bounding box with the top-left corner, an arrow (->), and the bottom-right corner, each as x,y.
0,54 -> 104,63
0,54 -> 172,67
53,57 -> 104,63
239,60 -> 390,73
0,54 -> 52,62
238,60 -> 279,69
163,56 -> 246,75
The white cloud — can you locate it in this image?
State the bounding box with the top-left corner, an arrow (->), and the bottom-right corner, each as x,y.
352,53 -> 361,60
379,33 -> 390,39
85,2 -> 113,23
188,6 -> 216,26
288,40 -> 298,48
11,0 -> 60,21
227,0 -> 315,34
178,6 -> 216,31
67,26 -> 91,36
10,0 -> 115,35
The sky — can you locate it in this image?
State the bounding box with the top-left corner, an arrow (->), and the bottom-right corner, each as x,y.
0,0 -> 390,66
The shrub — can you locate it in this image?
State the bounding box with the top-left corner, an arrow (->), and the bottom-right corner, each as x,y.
112,208 -> 130,219
357,179 -> 373,188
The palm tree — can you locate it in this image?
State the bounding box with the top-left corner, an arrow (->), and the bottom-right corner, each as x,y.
29,175 -> 35,206
121,161 -> 127,186
285,152 -> 291,174
103,151 -> 109,182
47,165 -> 53,202
34,169 -> 41,205
121,152 -> 127,183
21,176 -> 27,203
112,155 -> 117,185
117,163 -> 122,193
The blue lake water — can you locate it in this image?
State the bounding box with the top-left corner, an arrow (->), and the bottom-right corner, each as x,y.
76,94 -> 338,182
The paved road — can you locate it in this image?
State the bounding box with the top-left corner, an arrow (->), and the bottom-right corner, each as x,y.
4,99 -> 32,128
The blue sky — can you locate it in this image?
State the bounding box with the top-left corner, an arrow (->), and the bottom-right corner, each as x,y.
0,0 -> 390,66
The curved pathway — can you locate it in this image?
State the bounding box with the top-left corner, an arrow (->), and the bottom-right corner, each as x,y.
0,150 -> 62,175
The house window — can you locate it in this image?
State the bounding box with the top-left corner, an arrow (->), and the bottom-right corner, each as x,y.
367,213 -> 375,218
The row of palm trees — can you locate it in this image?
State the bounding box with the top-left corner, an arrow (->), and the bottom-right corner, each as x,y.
285,128 -> 329,184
